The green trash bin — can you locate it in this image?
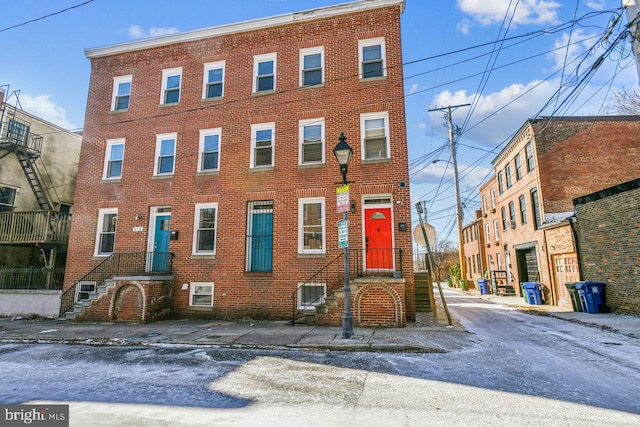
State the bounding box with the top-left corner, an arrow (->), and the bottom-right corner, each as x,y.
565,282 -> 582,312
520,282 -> 529,303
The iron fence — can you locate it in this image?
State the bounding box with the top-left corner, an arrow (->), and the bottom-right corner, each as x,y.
0,267 -> 65,290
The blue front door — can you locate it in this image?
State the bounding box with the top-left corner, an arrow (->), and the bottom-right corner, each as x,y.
153,215 -> 171,271
250,212 -> 273,272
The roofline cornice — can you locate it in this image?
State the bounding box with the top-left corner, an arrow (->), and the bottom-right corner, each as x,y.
85,0 -> 405,59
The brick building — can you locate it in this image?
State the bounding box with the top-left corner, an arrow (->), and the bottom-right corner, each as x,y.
466,116 -> 640,307
62,0 -> 414,324
461,210 -> 486,286
574,178 -> 640,316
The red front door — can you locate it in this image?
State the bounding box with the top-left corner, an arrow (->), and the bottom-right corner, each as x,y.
364,207 -> 393,270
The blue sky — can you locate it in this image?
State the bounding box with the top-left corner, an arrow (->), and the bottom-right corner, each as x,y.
1,0 -> 636,247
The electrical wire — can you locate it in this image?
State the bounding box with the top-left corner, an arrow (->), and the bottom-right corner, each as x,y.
0,0 -> 97,34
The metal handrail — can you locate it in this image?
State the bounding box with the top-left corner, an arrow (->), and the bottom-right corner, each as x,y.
58,251 -> 174,318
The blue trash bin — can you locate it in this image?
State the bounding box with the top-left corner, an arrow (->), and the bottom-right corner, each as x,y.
575,281 -> 606,313
477,278 -> 489,295
523,282 -> 542,305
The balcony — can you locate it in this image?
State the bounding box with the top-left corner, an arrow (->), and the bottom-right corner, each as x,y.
0,116 -> 43,157
0,211 -> 71,244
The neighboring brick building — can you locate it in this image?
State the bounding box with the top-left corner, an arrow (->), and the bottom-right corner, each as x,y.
461,210 -> 486,286
574,178 -> 640,316
62,0 -> 414,324
465,116 -> 640,307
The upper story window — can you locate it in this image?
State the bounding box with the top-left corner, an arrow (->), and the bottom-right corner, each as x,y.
154,133 -> 176,176
298,197 -> 325,254
482,195 -> 488,214
299,118 -> 325,165
490,188 -> 496,208
358,37 -> 386,79
95,208 -> 117,256
497,171 -> 504,194
0,186 -> 18,212
531,188 -> 542,229
161,67 -> 182,105
485,223 -> 491,242
519,194 -> 527,224
300,46 -> 324,87
250,123 -> 275,168
202,61 -> 225,99
111,75 -> 132,111
103,138 -> 125,180
515,153 -> 522,180
505,164 -> 513,188
198,128 -> 221,172
253,53 -> 276,93
493,219 -> 500,241
526,142 -> 535,172
508,201 -> 516,227
192,203 -> 217,255
501,206 -> 507,231
361,112 -> 390,160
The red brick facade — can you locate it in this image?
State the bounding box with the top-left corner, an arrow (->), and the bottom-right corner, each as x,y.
65,1 -> 414,323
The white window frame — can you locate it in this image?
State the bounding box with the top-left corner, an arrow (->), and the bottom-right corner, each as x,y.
493,219 -> 500,241
154,133 -> 177,176
189,282 -> 214,307
253,53 -> 277,93
299,46 -> 324,87
111,75 -> 132,111
497,253 -> 503,270
192,202 -> 218,255
0,185 -> 19,212
360,111 -> 390,160
490,188 -> 496,208
297,282 -> 326,309
358,37 -> 386,79
202,61 -> 225,99
298,118 -> 325,165
198,128 -> 221,172
160,67 -> 182,105
94,208 -> 118,257
482,195 -> 488,214
250,122 -> 275,169
102,138 -> 125,180
485,223 -> 491,243
298,197 -> 326,254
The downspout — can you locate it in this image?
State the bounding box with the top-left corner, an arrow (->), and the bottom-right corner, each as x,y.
568,215 -> 584,281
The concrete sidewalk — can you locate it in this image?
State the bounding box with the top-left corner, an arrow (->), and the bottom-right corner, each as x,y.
0,289 -> 637,351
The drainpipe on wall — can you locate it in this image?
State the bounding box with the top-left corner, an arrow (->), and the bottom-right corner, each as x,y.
568,216 -> 584,281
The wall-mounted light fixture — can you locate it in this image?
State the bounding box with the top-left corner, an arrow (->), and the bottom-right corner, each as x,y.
350,200 -> 356,213
135,213 -> 142,221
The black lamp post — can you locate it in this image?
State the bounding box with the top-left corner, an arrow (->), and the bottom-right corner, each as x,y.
333,132 -> 353,339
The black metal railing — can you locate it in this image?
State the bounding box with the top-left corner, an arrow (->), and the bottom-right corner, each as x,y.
290,253 -> 343,325
289,248 -> 405,325
0,267 -> 65,290
58,251 -> 174,318
0,116 -> 43,156
350,247 -> 404,278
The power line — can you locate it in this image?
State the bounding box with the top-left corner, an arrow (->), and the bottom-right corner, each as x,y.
0,0 -> 97,34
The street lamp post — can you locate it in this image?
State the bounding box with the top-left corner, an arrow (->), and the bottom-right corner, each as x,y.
333,132 -> 353,339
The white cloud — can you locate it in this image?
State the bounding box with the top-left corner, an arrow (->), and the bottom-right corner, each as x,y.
586,0 -> 606,10
128,25 -> 179,40
457,19 -> 471,35
458,0 -> 560,26
548,29 -> 598,72
19,94 -> 77,130
409,83 -> 421,94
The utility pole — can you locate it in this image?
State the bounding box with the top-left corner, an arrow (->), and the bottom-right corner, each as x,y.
623,0 -> 640,83
429,104 -> 470,287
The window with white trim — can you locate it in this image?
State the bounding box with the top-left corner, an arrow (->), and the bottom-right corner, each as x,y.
361,112 -> 390,160
202,61 -> 225,99
482,195 -> 488,214
358,37 -> 386,79
253,53 -> 276,93
490,188 -> 496,208
189,282 -> 213,307
493,219 -> 500,241
250,123 -> 275,168
298,197 -> 325,253
198,128 -> 221,172
160,67 -> 182,104
111,75 -> 132,111
154,133 -> 176,176
497,253 -> 502,270
192,203 -> 217,254
94,208 -> 117,256
0,186 -> 18,212
103,138 -> 125,180
299,118 -> 324,165
300,46 -> 324,86
485,223 -> 491,243
297,283 -> 326,308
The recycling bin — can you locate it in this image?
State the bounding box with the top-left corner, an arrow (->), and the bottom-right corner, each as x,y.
565,282 -> 582,312
523,282 -> 542,305
477,278 -> 489,295
520,282 -> 529,303
575,281 -> 606,314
